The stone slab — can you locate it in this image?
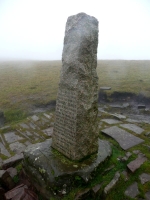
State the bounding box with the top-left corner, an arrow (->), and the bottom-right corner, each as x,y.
126,118 -> 141,123
110,104 -> 124,108
2,153 -> 24,169
4,132 -> 23,144
101,119 -> 121,125
23,138 -> 111,198
127,156 -> 147,172
0,142 -> 11,157
43,113 -> 51,119
100,87 -> 111,90
31,115 -> 39,122
120,124 -> 144,134
104,172 -> 120,194
42,127 -> 53,137
124,182 -> 139,198
139,173 -> 150,184
110,113 -> 126,120
9,141 -> 26,154
102,126 -> 144,150
145,191 -> 150,200
20,123 -> 29,129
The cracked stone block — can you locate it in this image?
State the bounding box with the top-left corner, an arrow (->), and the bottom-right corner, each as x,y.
104,172 -> 120,194
125,182 -> 139,198
102,126 -> 144,150
127,156 -> 147,172
101,119 -> 121,125
139,173 -> 150,184
4,132 -> 23,144
0,142 -> 11,157
120,124 -> 144,134
9,142 -> 26,154
31,115 -> 39,122
42,127 -> 53,137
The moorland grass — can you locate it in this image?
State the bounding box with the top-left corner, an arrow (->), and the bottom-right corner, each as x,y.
0,60 -> 150,123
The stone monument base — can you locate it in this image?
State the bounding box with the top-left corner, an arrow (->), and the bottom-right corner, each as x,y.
23,139 -> 112,199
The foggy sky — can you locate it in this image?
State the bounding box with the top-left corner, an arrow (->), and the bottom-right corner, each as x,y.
0,0 -> 150,60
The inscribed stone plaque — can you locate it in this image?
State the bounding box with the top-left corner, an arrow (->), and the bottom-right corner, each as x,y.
52,13 -> 99,160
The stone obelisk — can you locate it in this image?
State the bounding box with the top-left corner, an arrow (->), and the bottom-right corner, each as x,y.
52,13 -> 99,160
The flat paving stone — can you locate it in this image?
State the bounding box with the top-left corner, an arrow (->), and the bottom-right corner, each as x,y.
9,141 -> 26,154
31,115 -> 39,122
101,119 -> 121,125
145,190 -> 150,200
102,126 -> 144,150
127,156 -> 147,172
43,113 -> 51,119
139,173 -> 150,184
28,122 -> 36,129
124,182 -> 139,198
110,113 -> 126,120
110,104 -> 124,108
20,123 -> 29,129
120,124 -> 144,134
126,118 -> 141,123
4,132 -> 23,144
42,127 -> 53,136
2,153 -> 24,169
100,87 -> 111,90
0,142 -> 11,157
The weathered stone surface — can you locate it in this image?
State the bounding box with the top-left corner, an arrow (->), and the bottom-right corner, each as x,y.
102,126 -> 144,150
120,124 -> 144,134
31,115 -> 39,122
42,127 -> 53,136
126,118 -> 140,123
100,87 -> 111,90
20,123 -> 29,129
124,182 -> 139,198
2,153 -> 24,169
0,187 -> 5,200
121,170 -> 129,181
110,104 -> 124,108
0,110 -> 5,127
101,119 -> 121,125
110,113 -> 126,120
52,13 -> 99,160
104,172 -> 120,194
145,190 -> 150,200
0,170 -> 15,189
23,138 -> 111,198
139,173 -> 150,184
6,167 -> 17,178
74,188 -> 91,200
4,132 -> 23,144
127,156 -> 147,172
9,141 -> 26,154
0,142 -> 11,157
138,105 -> 146,109
43,113 -> 51,119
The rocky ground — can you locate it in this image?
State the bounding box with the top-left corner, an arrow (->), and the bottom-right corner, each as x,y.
0,102 -> 150,199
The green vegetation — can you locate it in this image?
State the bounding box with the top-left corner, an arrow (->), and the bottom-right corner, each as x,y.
0,60 -> 150,123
